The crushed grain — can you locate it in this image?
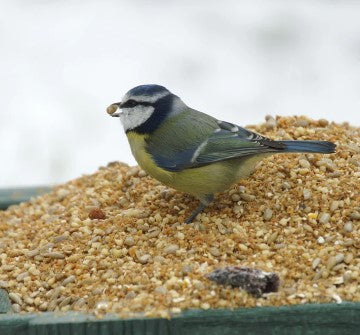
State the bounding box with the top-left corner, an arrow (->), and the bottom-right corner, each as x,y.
0,116 -> 359,318
263,208 -> 273,221
343,222 -> 353,233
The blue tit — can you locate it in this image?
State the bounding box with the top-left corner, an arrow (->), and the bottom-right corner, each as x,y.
107,84 -> 336,223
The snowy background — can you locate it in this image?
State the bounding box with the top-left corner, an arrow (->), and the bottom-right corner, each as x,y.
1,0 -> 360,187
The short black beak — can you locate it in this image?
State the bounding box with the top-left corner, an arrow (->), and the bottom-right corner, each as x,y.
107,103 -> 122,117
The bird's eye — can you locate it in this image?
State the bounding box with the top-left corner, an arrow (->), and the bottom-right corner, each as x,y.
123,99 -> 138,108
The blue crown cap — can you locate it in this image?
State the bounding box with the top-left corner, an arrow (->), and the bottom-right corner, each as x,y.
127,84 -> 169,97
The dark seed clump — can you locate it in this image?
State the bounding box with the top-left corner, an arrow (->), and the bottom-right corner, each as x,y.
206,266 -> 280,297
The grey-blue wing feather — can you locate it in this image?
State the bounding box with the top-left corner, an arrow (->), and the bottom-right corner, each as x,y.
147,113 -> 284,172
150,148 -> 196,171
193,126 -> 283,165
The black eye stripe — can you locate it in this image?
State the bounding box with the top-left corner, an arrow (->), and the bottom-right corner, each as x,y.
135,102 -> 154,107
122,99 -> 137,108
122,99 -> 154,108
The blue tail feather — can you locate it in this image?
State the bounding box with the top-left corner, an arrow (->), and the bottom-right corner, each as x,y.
279,140 -> 336,154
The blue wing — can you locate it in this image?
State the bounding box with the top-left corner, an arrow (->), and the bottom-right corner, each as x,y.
192,120 -> 285,165
147,112 -> 284,172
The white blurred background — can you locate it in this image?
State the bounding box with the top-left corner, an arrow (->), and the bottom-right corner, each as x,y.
1,0 -> 360,187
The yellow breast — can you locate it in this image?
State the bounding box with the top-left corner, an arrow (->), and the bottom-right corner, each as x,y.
127,132 -> 174,186
126,132 -> 264,200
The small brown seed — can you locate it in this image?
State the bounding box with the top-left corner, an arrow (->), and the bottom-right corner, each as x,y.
89,208 -> 106,220
106,104 -> 118,115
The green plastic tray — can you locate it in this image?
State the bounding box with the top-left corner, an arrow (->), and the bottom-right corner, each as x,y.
0,303 -> 359,335
1,188 -> 360,335
0,187 -> 52,210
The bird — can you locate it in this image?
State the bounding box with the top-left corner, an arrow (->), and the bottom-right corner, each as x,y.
107,84 -> 336,223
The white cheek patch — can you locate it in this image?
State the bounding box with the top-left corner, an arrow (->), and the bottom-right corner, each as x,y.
120,105 -> 155,132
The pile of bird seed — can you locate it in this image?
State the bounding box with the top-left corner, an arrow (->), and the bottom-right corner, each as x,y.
0,116 -> 359,318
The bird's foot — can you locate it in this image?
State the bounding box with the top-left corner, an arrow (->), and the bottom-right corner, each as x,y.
185,194 -> 214,224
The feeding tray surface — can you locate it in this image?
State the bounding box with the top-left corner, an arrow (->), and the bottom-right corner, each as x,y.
1,188 -> 360,334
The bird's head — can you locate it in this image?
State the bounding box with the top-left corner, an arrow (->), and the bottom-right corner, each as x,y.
107,84 -> 185,134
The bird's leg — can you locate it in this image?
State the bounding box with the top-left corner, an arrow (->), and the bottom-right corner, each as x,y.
185,194 -> 214,224
185,203 -> 206,224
